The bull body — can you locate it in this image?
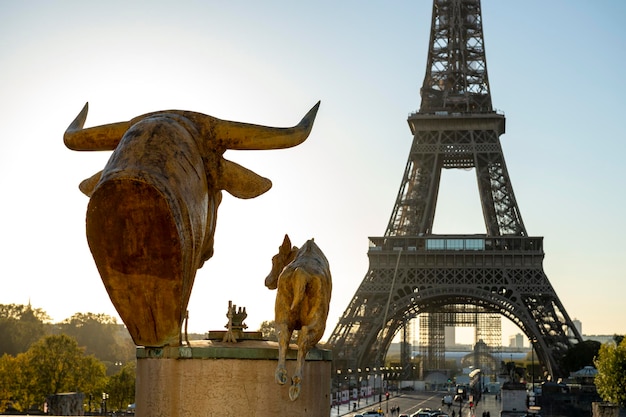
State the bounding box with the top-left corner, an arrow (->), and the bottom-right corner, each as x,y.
65,102 -> 319,347
265,234 -> 332,401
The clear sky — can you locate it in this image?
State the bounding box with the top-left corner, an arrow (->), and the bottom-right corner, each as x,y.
1,1 -> 625,346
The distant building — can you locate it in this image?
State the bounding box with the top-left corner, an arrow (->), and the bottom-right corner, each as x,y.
570,318 -> 582,337
445,326 -> 456,347
584,334 -> 614,344
508,333 -> 524,348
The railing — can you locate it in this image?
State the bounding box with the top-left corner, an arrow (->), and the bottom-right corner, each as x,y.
368,235 -> 543,253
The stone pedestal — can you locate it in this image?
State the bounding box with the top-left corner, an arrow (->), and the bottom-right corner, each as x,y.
592,402 -> 620,417
135,340 -> 332,417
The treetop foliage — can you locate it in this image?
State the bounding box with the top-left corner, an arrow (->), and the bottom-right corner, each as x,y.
0,304 -> 137,414
62,312 -> 119,326
0,303 -> 50,322
0,304 -> 135,364
595,336 -> 626,407
560,339 -> 601,375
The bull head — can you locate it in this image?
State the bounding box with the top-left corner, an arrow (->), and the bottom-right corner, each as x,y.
64,101 -> 320,347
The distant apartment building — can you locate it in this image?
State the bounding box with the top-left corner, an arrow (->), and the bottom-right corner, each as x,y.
570,318 -> 582,337
445,326 -> 456,347
509,333 -> 524,348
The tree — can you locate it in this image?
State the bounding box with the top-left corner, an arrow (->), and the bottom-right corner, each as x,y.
0,303 -> 48,356
21,334 -> 107,410
258,320 -> 297,343
560,339 -> 601,374
106,362 -> 136,412
0,353 -> 38,413
56,312 -> 135,365
0,303 -> 50,321
0,354 -> 20,412
595,337 -> 626,406
258,320 -> 279,341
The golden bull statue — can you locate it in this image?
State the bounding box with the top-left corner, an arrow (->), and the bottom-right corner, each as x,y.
64,102 -> 320,347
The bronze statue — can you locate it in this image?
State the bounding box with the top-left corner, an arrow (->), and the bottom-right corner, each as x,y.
64,102 -> 320,347
265,234 -> 332,400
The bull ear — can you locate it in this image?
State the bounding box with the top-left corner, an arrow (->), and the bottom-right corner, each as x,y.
219,159 -> 272,199
79,170 -> 103,197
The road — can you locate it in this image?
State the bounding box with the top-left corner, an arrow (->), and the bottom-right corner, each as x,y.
332,391 -> 502,417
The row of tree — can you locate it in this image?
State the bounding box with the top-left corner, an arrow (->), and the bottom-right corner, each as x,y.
2,304 -> 625,410
0,334 -> 135,413
0,304 -> 136,364
0,304 -> 136,413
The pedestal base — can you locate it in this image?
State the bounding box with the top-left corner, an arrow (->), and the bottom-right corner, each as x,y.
136,340 -> 332,417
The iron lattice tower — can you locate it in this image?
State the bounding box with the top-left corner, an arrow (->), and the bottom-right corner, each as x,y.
328,0 -> 582,379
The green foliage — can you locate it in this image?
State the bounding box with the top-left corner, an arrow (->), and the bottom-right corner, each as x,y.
106,362 -> 136,411
0,303 -> 50,321
0,303 -> 47,356
258,320 -> 298,343
56,312 -> 135,364
0,353 -> 36,411
23,335 -> 107,407
258,320 -> 279,341
594,337 -> 626,406
560,339 -> 601,374
0,354 -> 21,412
0,335 -> 108,413
0,305 -> 138,414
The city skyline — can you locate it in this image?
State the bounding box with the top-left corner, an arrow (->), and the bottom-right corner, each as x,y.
1,1 -> 625,346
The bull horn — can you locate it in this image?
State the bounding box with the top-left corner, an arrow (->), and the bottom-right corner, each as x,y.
211,101 -> 320,150
64,102 -> 131,151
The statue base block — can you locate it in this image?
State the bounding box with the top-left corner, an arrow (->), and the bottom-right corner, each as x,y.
135,340 -> 332,417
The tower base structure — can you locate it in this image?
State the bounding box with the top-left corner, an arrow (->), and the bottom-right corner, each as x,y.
135,340 -> 332,417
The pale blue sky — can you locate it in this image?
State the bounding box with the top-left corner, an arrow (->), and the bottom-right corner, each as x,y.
1,1 -> 624,344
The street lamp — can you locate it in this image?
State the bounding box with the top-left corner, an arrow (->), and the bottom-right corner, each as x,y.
347,369 -> 353,412
357,368 -> 362,408
101,392 -> 109,416
396,366 -> 401,395
385,368 -> 391,416
336,369 -> 341,416
365,367 -> 370,404
379,367 -> 384,404
530,338 -> 537,393
373,367 -> 377,404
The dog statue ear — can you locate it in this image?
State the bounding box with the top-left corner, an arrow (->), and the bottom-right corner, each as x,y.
281,234 -> 292,254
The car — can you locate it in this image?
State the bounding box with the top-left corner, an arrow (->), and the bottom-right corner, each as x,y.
363,411 -> 383,416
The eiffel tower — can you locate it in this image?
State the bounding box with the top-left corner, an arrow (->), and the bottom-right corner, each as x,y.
327,0 -> 582,379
